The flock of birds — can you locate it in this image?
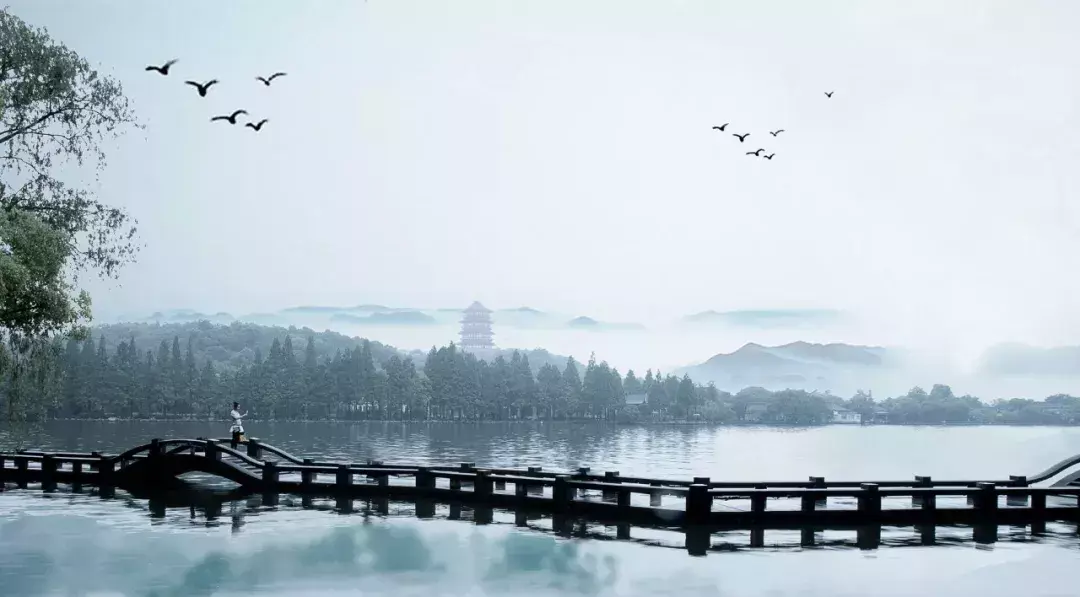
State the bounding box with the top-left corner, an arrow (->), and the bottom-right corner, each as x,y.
145,59 -> 285,131
713,90 -> 835,161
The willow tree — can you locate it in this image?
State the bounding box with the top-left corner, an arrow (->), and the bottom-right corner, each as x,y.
0,9 -> 141,419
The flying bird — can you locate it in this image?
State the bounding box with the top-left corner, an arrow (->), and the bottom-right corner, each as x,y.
145,59 -> 178,75
210,109 -> 249,124
824,91 -> 834,98
769,129 -> 785,137
763,153 -> 775,160
245,119 -> 269,132
184,79 -> 219,97
746,149 -> 764,156
712,123 -> 729,132
733,133 -> 750,142
256,72 -> 287,86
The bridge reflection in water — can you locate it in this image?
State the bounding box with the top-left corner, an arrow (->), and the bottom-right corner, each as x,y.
5,436 -> 1080,556
6,482 -> 1080,557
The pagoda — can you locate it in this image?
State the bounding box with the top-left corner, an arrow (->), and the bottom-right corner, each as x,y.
459,301 -> 495,351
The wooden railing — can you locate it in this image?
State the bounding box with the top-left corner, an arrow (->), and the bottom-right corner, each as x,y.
4,438 -> 1080,537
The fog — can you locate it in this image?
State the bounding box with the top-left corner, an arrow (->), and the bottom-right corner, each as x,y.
9,0 -> 1080,399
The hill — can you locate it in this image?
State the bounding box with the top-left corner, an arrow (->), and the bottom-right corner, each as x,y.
330,311 -> 438,326
676,341 -> 891,392
91,321 -> 578,376
92,321 -> 404,370
120,305 -> 646,332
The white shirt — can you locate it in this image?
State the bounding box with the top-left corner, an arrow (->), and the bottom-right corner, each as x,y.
230,409 -> 243,426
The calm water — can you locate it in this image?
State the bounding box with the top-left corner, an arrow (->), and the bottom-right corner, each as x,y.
3,422 -> 1080,596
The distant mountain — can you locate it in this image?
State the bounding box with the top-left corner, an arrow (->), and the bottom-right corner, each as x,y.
567,316 -> 645,332
131,304 -> 648,331
330,311 -> 438,326
146,310 -> 235,325
498,306 -> 544,314
977,343 -> 1080,377
676,341 -> 891,393
681,309 -> 846,329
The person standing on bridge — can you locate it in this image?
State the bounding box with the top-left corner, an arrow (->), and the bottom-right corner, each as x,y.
230,402 -> 248,447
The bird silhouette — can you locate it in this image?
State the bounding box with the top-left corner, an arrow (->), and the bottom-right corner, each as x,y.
769,129 -> 785,137
245,119 -> 269,132
763,153 -> 775,160
256,72 -> 287,86
733,133 -> 750,142
145,59 -> 178,75
746,149 -> 764,156
184,79 -> 219,97
824,91 -> 834,98
210,110 -> 248,125
712,123 -> 729,132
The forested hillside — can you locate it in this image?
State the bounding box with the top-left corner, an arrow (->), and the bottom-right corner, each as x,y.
93,321 -> 402,370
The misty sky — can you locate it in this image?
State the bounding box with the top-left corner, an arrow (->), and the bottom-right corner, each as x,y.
9,0 -> 1080,356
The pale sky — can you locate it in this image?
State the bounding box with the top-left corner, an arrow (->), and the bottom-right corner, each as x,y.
9,0 -> 1080,358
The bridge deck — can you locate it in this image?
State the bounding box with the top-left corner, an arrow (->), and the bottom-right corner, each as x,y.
4,437 -> 1080,533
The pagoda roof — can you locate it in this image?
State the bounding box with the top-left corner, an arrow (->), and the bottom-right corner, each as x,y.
464,301 -> 492,313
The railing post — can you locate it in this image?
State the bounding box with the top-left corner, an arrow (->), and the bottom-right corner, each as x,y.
416,467 -> 435,491
686,483 -> 711,526
246,439 -> 262,460
16,457 -> 28,488
526,466 -> 543,495
336,464 -> 352,491
574,467 -> 590,498
913,475 -> 931,506
649,482 -> 663,507
856,483 -> 881,549
857,483 -> 880,518
974,482 -> 998,515
459,463 -> 475,489
1031,492 -> 1047,534
301,458 -> 315,486
603,471 -> 621,502
750,485 -> 767,548
553,475 -> 571,512
205,440 -> 220,461
973,482 -> 998,544
262,460 -> 278,485
800,488 -> 816,516
97,454 -> 114,496
809,476 -> 826,507
262,461 -> 279,507
1007,475 -> 1029,506
41,455 -> 57,492
475,471 -> 493,497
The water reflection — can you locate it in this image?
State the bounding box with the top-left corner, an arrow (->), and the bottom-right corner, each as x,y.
5,487 -> 1080,597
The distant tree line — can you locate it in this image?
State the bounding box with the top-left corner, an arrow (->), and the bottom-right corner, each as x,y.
1,322 -> 1079,425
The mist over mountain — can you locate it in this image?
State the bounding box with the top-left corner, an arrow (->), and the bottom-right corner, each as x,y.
674,341 -> 895,395
105,305 -> 1080,400
680,309 -> 847,329
123,305 -> 648,333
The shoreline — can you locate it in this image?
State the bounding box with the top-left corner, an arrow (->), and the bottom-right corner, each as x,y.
26,418 -> 1080,428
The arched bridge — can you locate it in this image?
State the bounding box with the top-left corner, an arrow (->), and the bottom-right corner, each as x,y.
4,438 -> 1080,535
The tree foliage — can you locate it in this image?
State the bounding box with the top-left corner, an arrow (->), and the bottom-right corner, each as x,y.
0,8 -> 141,350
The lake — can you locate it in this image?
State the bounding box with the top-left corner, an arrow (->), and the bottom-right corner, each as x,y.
2,421 -> 1080,596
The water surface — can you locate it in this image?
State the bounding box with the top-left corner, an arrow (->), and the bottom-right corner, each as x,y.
2,422 -> 1080,596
